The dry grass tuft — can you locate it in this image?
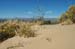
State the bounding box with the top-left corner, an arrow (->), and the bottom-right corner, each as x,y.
0,20 -> 36,42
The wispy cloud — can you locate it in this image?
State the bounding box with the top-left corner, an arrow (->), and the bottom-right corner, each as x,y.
24,11 -> 34,18
23,10 -> 55,18
24,11 -> 33,14
45,10 -> 53,14
27,11 -> 33,14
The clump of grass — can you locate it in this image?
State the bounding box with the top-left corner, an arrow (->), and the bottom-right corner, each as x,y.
7,42 -> 24,49
0,20 -> 36,42
60,19 -> 73,25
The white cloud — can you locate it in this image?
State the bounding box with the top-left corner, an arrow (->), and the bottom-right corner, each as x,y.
27,11 -> 33,14
24,11 -> 33,14
44,15 -> 57,18
45,11 -> 53,14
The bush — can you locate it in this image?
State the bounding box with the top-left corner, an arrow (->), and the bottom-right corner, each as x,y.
0,20 -> 36,42
61,19 -> 73,25
41,20 -> 51,25
59,5 -> 75,24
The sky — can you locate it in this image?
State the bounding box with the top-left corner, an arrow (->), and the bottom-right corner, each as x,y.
0,0 -> 75,18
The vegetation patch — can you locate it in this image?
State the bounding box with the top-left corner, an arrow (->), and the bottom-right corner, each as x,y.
0,20 -> 36,42
59,5 -> 75,25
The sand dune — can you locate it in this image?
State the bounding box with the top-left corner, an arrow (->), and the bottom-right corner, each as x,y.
0,24 -> 75,49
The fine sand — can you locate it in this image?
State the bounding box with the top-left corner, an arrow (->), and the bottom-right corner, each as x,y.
0,24 -> 75,49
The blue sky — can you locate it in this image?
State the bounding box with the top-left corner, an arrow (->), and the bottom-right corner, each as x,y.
0,0 -> 75,18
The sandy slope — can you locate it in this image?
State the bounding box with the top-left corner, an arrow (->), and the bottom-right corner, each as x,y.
0,24 -> 75,49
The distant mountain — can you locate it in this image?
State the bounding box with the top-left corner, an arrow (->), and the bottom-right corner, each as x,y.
0,18 -> 59,24
0,18 -> 8,22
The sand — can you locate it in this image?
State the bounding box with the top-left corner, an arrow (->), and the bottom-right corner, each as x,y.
0,24 -> 75,49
